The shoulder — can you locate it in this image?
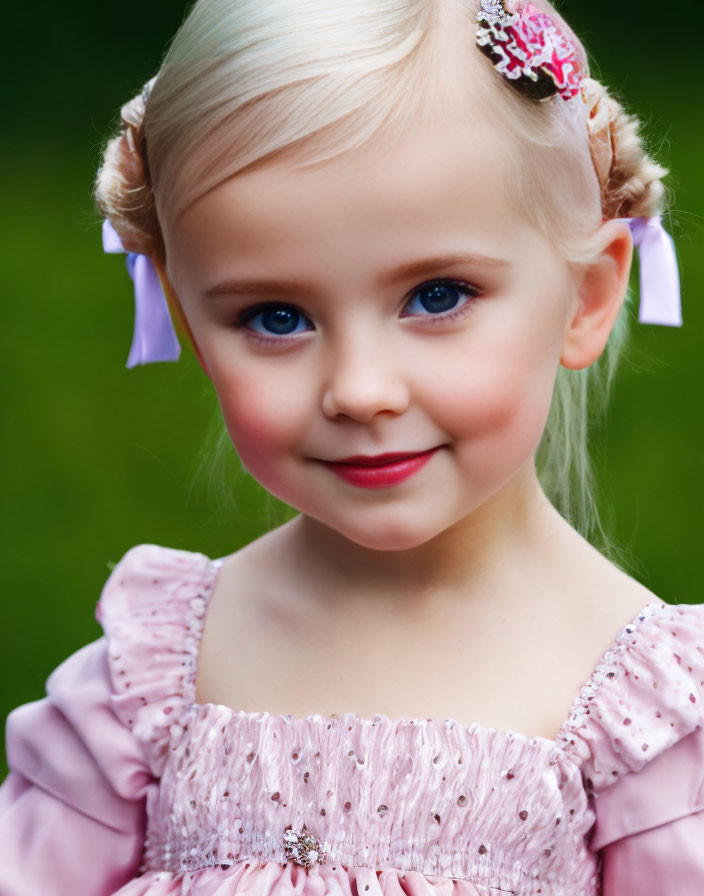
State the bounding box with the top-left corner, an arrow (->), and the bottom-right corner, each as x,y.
95,543 -> 223,775
559,600 -> 704,790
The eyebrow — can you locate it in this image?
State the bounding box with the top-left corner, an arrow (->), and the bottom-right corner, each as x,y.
202,252 -> 510,300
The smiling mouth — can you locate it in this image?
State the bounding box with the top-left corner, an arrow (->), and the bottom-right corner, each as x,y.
316,447 -> 440,489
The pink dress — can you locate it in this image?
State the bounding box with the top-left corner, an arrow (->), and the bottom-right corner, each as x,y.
2,544 -> 704,896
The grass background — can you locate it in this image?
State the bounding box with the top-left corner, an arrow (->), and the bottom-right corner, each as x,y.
1,0 -> 702,777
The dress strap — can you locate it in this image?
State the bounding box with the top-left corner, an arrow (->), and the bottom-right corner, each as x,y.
557,601 -> 704,793
95,543 -> 223,776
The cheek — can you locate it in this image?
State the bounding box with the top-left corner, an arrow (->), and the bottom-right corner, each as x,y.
422,323 -> 560,453
210,364 -> 308,479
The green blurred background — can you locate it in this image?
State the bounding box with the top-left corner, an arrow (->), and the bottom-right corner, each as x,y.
1,0 -> 702,776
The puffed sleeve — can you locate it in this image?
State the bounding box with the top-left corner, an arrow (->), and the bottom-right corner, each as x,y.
0,636 -> 156,895
595,726 -> 704,895
558,601 -> 704,895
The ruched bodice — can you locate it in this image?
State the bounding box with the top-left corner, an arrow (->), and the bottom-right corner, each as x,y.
146,707 -> 595,892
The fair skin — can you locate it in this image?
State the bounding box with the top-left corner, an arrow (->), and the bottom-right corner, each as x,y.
156,107 -> 663,741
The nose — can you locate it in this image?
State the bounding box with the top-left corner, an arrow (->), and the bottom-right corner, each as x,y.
321,330 -> 410,423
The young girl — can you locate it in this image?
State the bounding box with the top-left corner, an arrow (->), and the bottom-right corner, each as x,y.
0,0 -> 696,893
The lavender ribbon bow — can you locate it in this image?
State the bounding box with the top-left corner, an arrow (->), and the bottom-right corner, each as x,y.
626,216 -> 682,327
102,219 -> 181,368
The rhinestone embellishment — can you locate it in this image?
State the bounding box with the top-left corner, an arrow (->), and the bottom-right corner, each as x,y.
282,824 -> 329,868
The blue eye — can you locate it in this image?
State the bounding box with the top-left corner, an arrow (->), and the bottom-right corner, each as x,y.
404,279 -> 478,317
238,304 -> 313,337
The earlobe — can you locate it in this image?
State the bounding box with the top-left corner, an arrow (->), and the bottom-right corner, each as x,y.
153,259 -> 213,380
560,219 -> 634,370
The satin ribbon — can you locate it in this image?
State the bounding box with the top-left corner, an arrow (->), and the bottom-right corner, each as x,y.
626,216 -> 682,327
102,219 -> 181,368
101,214 -> 681,368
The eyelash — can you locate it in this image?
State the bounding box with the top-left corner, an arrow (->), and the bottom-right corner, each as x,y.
232,278 -> 481,345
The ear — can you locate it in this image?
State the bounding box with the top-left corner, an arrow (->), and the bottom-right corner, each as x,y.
152,258 -> 213,380
560,219 -> 633,370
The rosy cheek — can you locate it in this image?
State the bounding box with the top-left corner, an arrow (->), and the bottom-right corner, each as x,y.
212,368 -> 305,482
426,344 -> 556,460
223,393 -> 281,450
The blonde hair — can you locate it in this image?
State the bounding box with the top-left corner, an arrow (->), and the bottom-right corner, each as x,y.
94,0 -> 669,557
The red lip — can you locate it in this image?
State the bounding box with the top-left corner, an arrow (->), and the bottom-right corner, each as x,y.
331,451 -> 431,466
319,447 -> 439,488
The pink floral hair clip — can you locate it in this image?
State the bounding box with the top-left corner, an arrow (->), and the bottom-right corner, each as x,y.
476,0 -> 583,101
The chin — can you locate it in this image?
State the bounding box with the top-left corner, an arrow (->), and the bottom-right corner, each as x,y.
326,515 -> 447,553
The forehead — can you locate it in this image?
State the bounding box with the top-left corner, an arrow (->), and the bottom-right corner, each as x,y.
166,112 -> 533,288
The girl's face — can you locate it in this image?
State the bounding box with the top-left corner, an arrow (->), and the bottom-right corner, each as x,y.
164,115 -> 579,551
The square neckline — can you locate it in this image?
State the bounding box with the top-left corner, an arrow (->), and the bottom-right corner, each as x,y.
189,555 -> 669,752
